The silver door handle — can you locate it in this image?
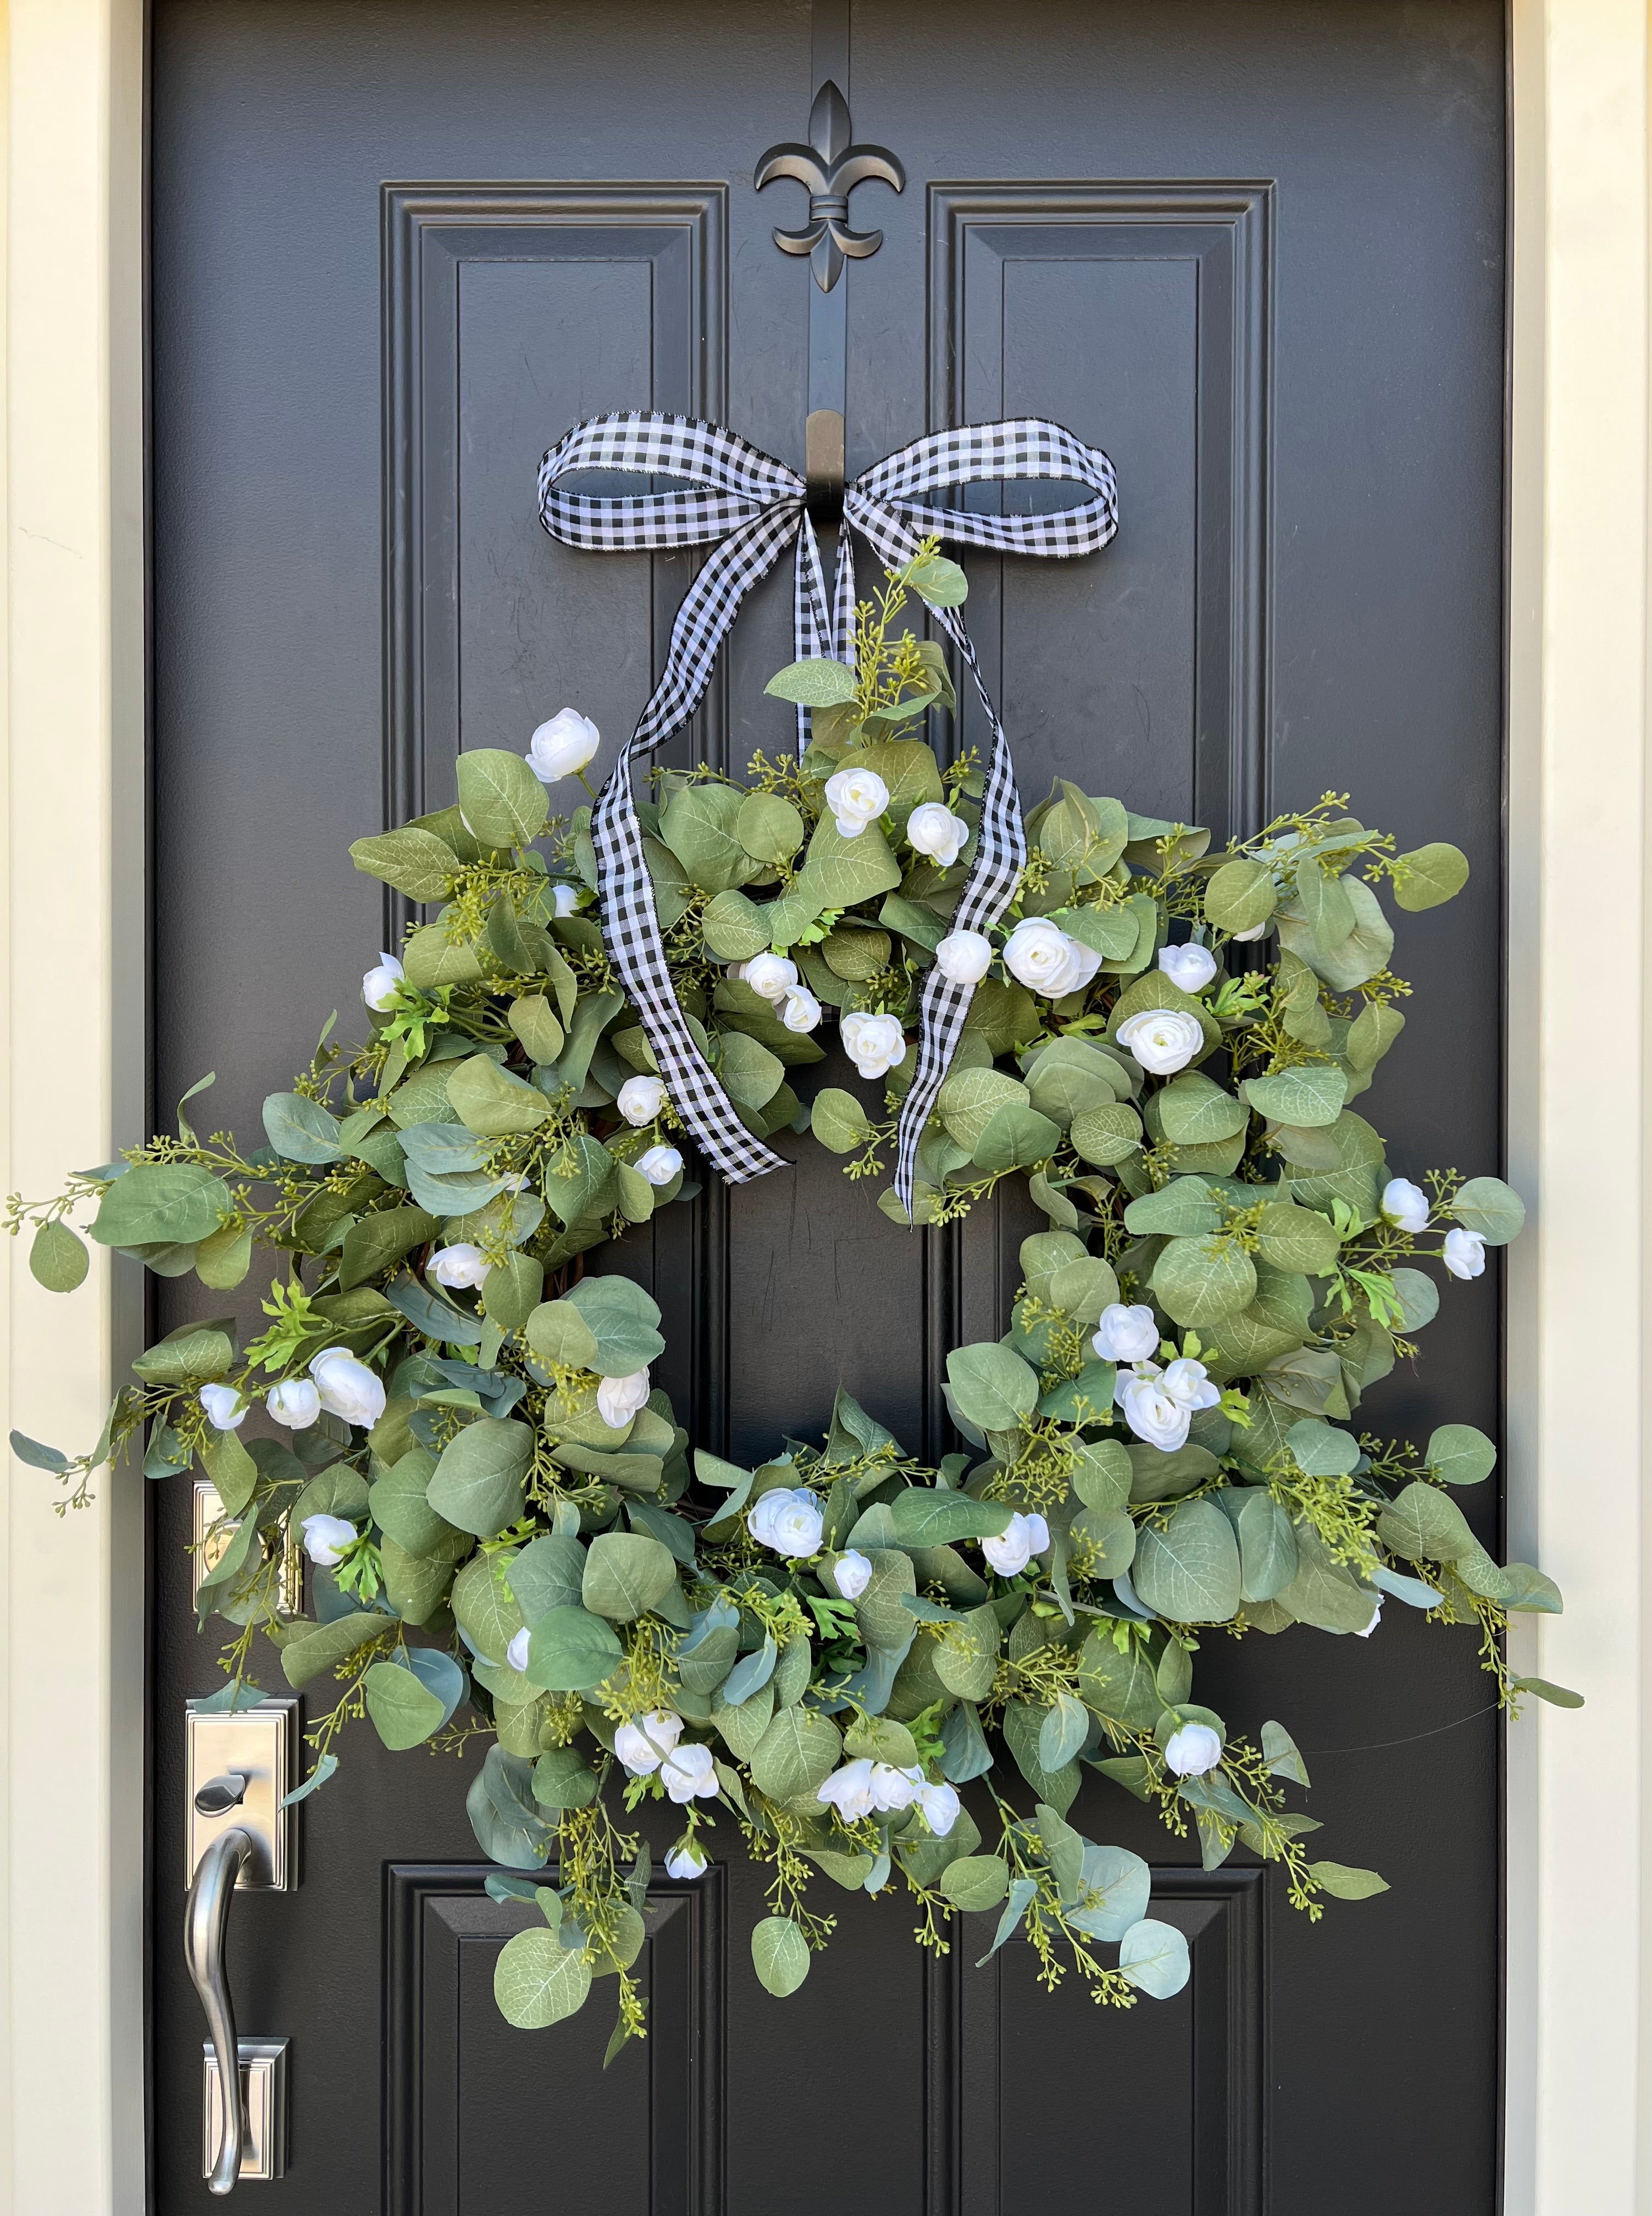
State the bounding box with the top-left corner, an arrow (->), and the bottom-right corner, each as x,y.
185,1826 -> 254,2194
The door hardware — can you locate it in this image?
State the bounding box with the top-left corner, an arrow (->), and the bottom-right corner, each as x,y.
193,1477 -> 301,1613
202,2037 -> 289,2185
185,1697 -> 297,1891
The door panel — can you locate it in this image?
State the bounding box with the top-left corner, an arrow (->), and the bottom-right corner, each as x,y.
151,3 -> 1506,2208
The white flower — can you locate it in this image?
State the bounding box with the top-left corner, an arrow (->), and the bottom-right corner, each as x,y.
905,802 -> 969,867
428,1242 -> 491,1289
823,764 -> 890,838
665,1841 -> 708,1879
1119,1363 -> 1192,1453
747,1486 -> 824,1558
781,985 -> 823,1034
197,1383 -> 248,1432
614,1709 -> 684,1777
1443,1227 -> 1487,1281
1356,1602 -> 1383,1639
1092,1303 -> 1160,1364
839,1010 -> 907,1080
1160,1357 -> 1221,1413
362,952 -> 406,1012
634,1145 -> 684,1187
266,1377 -> 320,1430
1001,917 -> 1104,999
617,1074 -> 667,1126
831,1549 -> 873,1600
816,1758 -> 918,1820
596,1369 -> 651,1428
1164,1722 -> 1223,1777
1158,942 -> 1218,994
505,1627 -> 532,1674
1116,1006 -> 1204,1075
550,883 -> 581,917
738,952 -> 800,1002
659,1741 -> 719,1803
1232,921 -> 1268,942
1382,1177 -> 1431,1234
300,1513 -> 357,1568
308,1348 -> 387,1428
525,706 -> 600,784
982,1510 -> 1050,1577
934,928 -> 993,985
912,1776 -> 961,1836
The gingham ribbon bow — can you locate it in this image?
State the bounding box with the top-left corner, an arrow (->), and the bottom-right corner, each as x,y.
536,411 -> 1118,1214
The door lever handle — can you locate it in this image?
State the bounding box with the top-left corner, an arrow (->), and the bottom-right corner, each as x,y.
186,1826 -> 254,2194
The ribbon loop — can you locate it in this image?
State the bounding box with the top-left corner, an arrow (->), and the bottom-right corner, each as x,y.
536,410 -> 1118,1210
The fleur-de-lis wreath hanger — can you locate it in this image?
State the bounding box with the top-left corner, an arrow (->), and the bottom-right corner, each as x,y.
755,80 -> 905,292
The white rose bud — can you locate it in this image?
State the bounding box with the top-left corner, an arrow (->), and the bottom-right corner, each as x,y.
525,706 -> 600,784
614,1708 -> 685,1777
868,1762 -> 919,1812
665,1841 -> 708,1880
912,1777 -> 962,1837
831,1549 -> 873,1600
617,1074 -> 667,1126
1160,1356 -> 1221,1413
905,802 -> 969,868
428,1242 -> 491,1289
1157,942 -> 1218,994
659,1741 -> 719,1803
266,1377 -> 321,1430
1091,1303 -> 1160,1364
981,1510 -> 1050,1577
1443,1227 -> 1487,1281
505,1627 -> 532,1674
635,1144 -> 684,1187
1001,916 -> 1103,998
934,928 -> 994,985
308,1348 -> 387,1428
1381,1177 -> 1431,1233
550,883 -> 581,916
362,952 -> 406,1012
747,1486 -> 824,1558
197,1383 -> 248,1432
300,1512 -> 357,1569
597,1368 -> 651,1428
817,1757 -> 879,1821
839,1010 -> 907,1081
740,952 -> 800,1002
823,765 -> 891,839
781,985 -> 823,1034
1119,1363 -> 1193,1453
1232,921 -> 1268,942
1164,1722 -> 1223,1777
1116,1006 -> 1205,1075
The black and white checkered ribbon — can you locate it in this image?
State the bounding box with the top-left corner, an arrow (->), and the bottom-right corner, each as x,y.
536,411 -> 1118,1211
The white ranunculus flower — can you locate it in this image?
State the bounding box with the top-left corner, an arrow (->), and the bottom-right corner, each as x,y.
300,1513 -> 357,1569
266,1377 -> 320,1430
1116,1006 -> 1205,1075
505,1627 -> 532,1674
550,882 -> 581,917
982,1510 -> 1051,1577
428,1242 -> 491,1289
911,1776 -> 961,1837
1443,1227 -> 1487,1281
308,1347 -> 387,1428
597,1368 -> 651,1428
740,952 -> 800,1002
905,802 -> 969,867
362,952 -> 406,1012
634,1144 -> 684,1187
823,764 -> 891,838
781,985 -> 823,1034
817,1757 -> 879,1821
839,1010 -> 907,1080
1381,1177 -> 1431,1233
1158,941 -> 1218,994
1000,917 -> 1103,999
197,1382 -> 248,1432
1119,1363 -> 1193,1453
525,706 -> 600,784
617,1074 -> 667,1126
934,928 -> 993,985
1160,1357 -> 1221,1413
660,1741 -> 719,1803
868,1761 -> 919,1812
614,1709 -> 684,1777
1092,1303 -> 1160,1365
665,1841 -> 708,1880
747,1486 -> 824,1559
1164,1722 -> 1223,1777
831,1549 -> 873,1600
1356,1601 -> 1383,1639
1232,921 -> 1268,942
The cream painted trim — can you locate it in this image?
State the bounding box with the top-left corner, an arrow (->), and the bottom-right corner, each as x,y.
1,2 -> 148,2213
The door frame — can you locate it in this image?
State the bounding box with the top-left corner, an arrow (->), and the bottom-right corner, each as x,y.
0,2 -> 1642,2207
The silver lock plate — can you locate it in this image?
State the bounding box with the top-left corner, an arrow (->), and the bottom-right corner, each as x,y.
203,2037 -> 289,2181
193,1477 -> 301,1613
185,1698 -> 298,1891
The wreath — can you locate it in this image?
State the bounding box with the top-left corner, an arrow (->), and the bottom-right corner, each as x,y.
7,550 -> 1572,2053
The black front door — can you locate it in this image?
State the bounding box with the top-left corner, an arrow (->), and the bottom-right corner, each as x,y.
151,3 -> 1507,2207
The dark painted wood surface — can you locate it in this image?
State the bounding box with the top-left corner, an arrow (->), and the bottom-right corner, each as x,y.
151,3 -> 1506,2207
